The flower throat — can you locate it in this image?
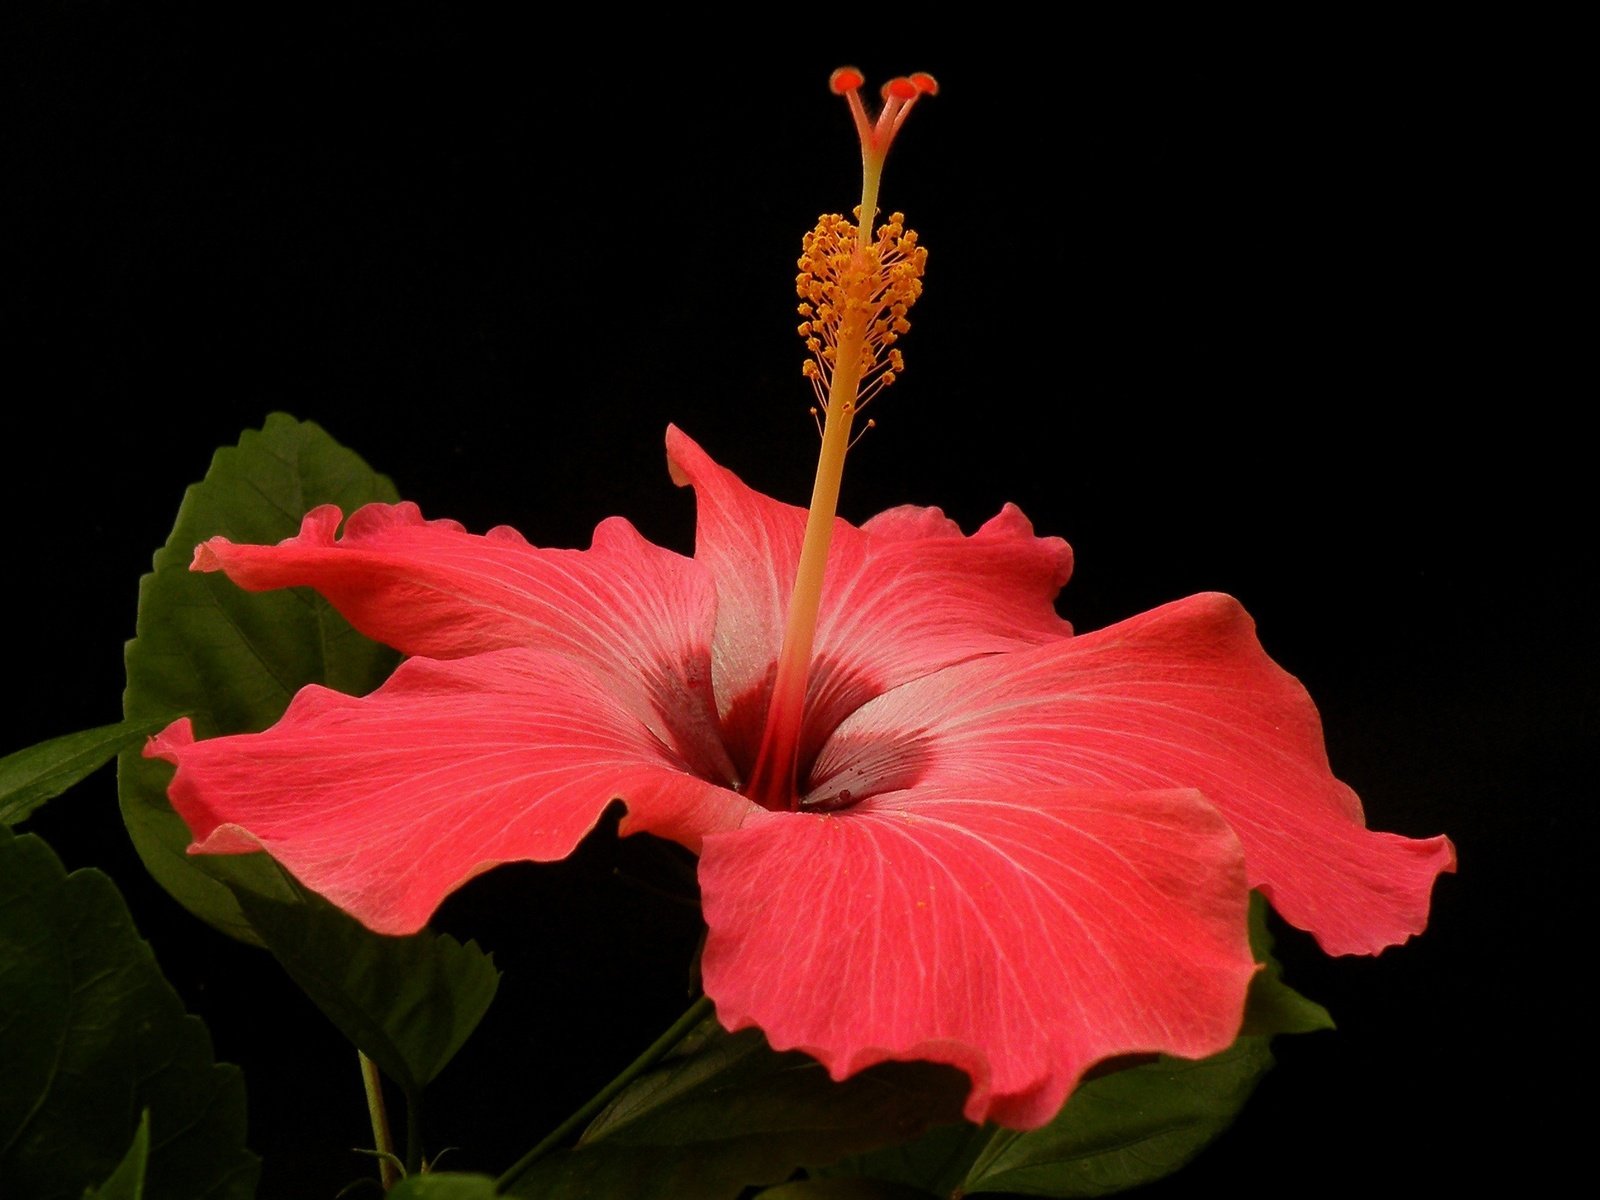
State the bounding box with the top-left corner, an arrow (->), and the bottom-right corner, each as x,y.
743,67 -> 935,813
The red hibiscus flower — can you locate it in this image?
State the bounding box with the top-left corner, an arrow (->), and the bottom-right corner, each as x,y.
144,70 -> 1454,1130
144,425 -> 1454,1127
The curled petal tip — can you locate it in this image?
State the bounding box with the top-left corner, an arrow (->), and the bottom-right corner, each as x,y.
144,716 -> 196,758
190,540 -> 222,572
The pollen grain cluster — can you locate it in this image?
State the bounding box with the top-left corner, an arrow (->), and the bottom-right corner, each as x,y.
795,209 -> 927,411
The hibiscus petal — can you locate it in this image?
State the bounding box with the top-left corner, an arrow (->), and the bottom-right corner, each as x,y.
192,502 -> 735,786
146,648 -> 754,935
665,427 -> 1074,775
698,786 -> 1256,1128
813,593 -> 1456,956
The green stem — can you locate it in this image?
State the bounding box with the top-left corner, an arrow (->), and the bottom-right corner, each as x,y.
359,1051 -> 400,1191
405,1090 -> 423,1177
496,995 -> 714,1192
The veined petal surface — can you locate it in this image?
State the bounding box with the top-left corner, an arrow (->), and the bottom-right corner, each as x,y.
812,593 -> 1456,956
192,502 -> 734,785
147,648 -> 753,935
698,786 -> 1256,1129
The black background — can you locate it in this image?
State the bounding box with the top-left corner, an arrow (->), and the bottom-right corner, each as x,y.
5,10 -> 1580,1198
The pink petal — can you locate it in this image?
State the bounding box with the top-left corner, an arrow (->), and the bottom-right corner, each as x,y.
192,503 -> 736,787
814,593 -> 1456,956
699,786 -> 1256,1128
665,427 -> 1074,775
146,648 -> 755,934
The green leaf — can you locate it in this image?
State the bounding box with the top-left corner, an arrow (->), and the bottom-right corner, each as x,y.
1240,893 -> 1336,1037
822,1120 -> 993,1196
387,1174 -> 502,1200
0,826 -> 258,1200
82,1111 -> 150,1200
509,1020 -> 968,1200
119,412 -> 401,943
114,417 -> 498,1108
0,718 -> 167,827
959,1040 -> 1273,1197
235,886 -> 499,1096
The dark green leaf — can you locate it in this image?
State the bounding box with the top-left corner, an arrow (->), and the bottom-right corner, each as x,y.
754,1182 -> 938,1199
119,412 -> 401,943
83,1111 -> 150,1200
235,887 -> 499,1096
1240,893 -> 1335,1037
959,1039 -> 1273,1197
0,718 -> 167,827
387,1174 -> 502,1199
115,417 -> 498,1108
0,826 -> 257,1200
822,1120 -> 993,1196
510,1020 -> 967,1200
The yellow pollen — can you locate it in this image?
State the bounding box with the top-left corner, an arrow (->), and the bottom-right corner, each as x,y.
795,209 -> 928,413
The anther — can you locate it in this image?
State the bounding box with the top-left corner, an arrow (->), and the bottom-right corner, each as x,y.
847,418 -> 877,450
795,206 -> 927,399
